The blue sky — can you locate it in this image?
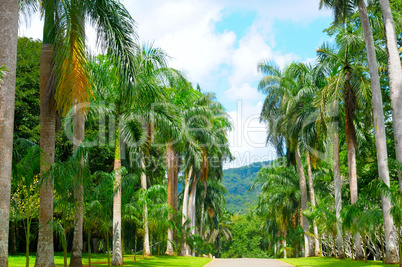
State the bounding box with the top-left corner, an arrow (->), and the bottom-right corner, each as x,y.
19,0 -> 334,168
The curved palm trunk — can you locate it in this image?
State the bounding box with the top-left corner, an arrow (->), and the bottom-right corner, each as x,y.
36,43 -> 56,267
70,103 -> 85,267
181,166 -> 192,256
165,144 -> 175,255
112,127 -> 123,266
379,0 -> 402,191
333,129 -> 345,259
0,0 -> 18,265
188,174 -> 198,256
358,2 -> 399,263
306,151 -> 320,256
295,147 -> 311,257
141,157 -> 151,256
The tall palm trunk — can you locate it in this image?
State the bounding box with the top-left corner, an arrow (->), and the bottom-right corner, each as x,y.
306,151 -> 320,256
378,0 -> 402,191
141,157 -> 151,256
165,144 -> 175,255
199,180 -> 207,240
173,153 -> 179,248
112,126 -> 123,266
181,166 -> 192,256
282,231 -> 287,258
70,103 -> 85,267
36,2 -> 56,265
36,44 -> 56,267
173,154 -> 179,212
333,128 -> 345,259
358,2 -> 399,263
0,0 -> 18,265
344,73 -> 364,260
188,174 -> 198,256
295,147 -> 311,257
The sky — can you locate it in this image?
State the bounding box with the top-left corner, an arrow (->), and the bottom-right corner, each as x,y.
19,0 -> 333,169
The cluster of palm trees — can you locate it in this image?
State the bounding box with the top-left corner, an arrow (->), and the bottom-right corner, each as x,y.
0,1 -> 232,266
255,0 -> 402,264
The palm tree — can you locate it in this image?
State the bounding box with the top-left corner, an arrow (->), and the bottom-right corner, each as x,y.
124,44 -> 183,257
288,62 -> 327,256
53,2 -> 89,265
258,61 -> 313,256
33,0 -> 137,265
198,101 -> 232,242
51,1 -> 137,265
36,1 -> 57,265
180,91 -> 232,256
163,77 -> 194,256
0,0 -> 20,264
316,26 -> 373,260
378,0 -> 402,192
320,0 -> 399,262
91,44 -> 181,261
254,160 -> 301,258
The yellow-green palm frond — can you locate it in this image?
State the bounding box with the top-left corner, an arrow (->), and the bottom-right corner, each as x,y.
0,65 -> 7,82
54,0 -> 92,116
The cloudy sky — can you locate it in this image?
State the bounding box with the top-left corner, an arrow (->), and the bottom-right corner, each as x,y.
19,0 -> 333,168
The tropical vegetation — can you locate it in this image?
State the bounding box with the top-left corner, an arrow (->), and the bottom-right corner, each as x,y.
1,0 -> 402,266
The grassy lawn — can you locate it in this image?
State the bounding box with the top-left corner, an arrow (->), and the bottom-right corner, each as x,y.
281,257 -> 398,266
9,253 -> 212,267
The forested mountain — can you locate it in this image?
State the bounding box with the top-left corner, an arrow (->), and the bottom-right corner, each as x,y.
223,161 -> 271,213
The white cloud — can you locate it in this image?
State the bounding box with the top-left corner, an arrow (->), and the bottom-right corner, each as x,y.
225,83 -> 261,101
18,0 -> 331,168
225,100 -> 276,169
123,0 -> 237,83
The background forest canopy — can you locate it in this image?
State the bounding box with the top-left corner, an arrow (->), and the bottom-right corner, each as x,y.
3,0 -> 402,266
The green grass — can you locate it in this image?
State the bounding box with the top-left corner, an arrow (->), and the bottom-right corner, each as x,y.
9,253 -> 212,267
281,257 -> 398,266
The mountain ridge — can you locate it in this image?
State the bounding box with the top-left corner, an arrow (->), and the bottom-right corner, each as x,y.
222,161 -> 272,213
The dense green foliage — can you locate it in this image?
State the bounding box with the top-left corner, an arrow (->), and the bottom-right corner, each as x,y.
222,161 -> 270,213
14,37 -> 41,143
9,37 -> 233,264
6,0 -> 402,265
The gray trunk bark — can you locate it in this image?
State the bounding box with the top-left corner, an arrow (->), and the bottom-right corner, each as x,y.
165,144 -> 174,255
379,0 -> 402,190
0,0 -> 18,265
70,103 -> 85,267
112,128 -> 123,266
188,174 -> 198,256
199,180 -> 207,240
358,2 -> 399,263
141,158 -> 151,256
181,166 -> 192,256
36,43 -> 56,267
295,146 -> 311,257
306,151 -> 320,256
333,129 -> 345,259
